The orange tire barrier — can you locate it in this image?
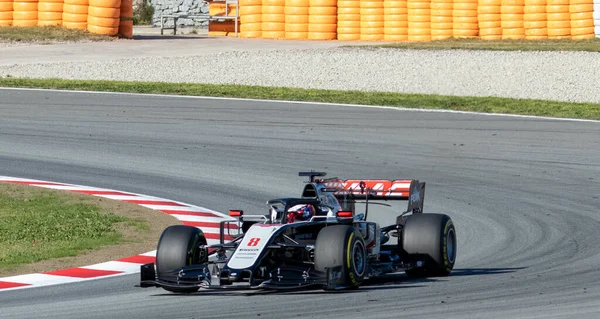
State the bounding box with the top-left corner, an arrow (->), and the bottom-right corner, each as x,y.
241,13 -> 262,22
176,0 -> 600,41
39,1 -> 63,10
0,0 -> 12,26
240,30 -> 262,37
241,21 -> 261,31
38,11 -> 62,23
569,0 -> 594,39
360,0 -> 383,40
523,0 -> 546,39
0,1 -> 12,10
261,30 -> 285,37
407,0 -> 430,41
545,0 -> 568,38
88,5 -> 118,17
240,0 -> 262,38
261,0 -> 284,38
284,30 -> 308,37
384,0 -> 408,40
453,0 -> 478,38
500,0 -> 525,38
87,23 -> 117,34
240,5 -> 261,13
337,0 -> 360,40
308,0 -> 336,39
14,2 -> 38,11
88,14 -> 117,26
285,12 -> 308,21
62,21 -> 86,28
285,0 -> 308,39
478,0 -> 501,39
62,0 -> 88,30
87,0 -> 120,35
63,3 -> 88,13
88,0 -> 118,7
430,0 -> 452,40
13,0 -> 38,26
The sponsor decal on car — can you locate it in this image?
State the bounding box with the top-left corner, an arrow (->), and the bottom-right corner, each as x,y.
227,225 -> 282,269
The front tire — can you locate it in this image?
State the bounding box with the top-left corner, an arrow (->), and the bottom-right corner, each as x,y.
402,214 -> 456,278
156,225 -> 208,293
314,225 -> 366,290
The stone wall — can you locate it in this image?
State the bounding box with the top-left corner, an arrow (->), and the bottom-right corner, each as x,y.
148,0 -> 210,27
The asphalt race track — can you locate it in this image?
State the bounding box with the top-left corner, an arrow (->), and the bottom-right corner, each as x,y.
0,88 -> 599,319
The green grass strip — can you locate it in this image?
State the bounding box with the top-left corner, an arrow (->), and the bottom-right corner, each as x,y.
1,77 -> 599,120
0,191 -> 131,271
0,26 -> 114,43
353,38 -> 600,52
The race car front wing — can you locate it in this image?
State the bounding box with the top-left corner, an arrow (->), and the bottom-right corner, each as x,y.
138,263 -> 350,291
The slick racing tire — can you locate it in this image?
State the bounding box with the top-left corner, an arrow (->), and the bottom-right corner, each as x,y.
402,213 -> 456,277
156,225 -> 208,293
314,225 -> 366,290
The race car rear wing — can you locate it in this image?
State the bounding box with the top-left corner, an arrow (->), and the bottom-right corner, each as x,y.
324,178 -> 426,214
298,171 -> 425,214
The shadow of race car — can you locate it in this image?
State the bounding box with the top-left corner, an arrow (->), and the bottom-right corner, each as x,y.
138,171 -> 457,292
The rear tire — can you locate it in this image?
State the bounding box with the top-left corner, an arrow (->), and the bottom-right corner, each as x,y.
156,225 -> 208,293
402,214 -> 456,278
314,225 -> 366,290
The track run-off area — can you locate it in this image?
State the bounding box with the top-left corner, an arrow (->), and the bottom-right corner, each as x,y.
0,88 -> 599,319
0,175 -> 235,291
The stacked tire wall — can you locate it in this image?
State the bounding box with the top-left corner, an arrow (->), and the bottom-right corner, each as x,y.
0,0 -> 12,26
285,0 -> 309,39
87,0 -> 121,35
523,0 -> 546,40
239,0 -> 261,38
2,0 -> 132,37
407,0 -> 429,41
13,0 -> 38,26
570,0 -> 594,39
309,0 -> 337,40
547,0 -> 570,37
38,0 -> 63,26
261,0 -> 285,38
430,0 -> 452,40
337,0 -> 360,40
218,0 -> 599,39
2,0 -> 598,40
384,0 -> 408,40
454,0 -> 479,38
63,0 -> 88,30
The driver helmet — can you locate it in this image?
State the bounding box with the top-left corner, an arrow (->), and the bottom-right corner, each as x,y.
286,204 -> 315,223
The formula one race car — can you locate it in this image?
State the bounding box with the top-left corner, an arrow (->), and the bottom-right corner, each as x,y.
138,171 -> 457,292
